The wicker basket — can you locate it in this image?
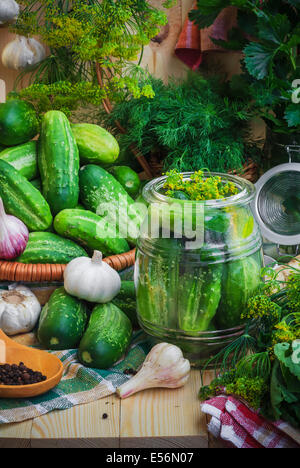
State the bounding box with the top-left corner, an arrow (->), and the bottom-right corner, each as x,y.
0,249 -> 136,282
0,158 -> 258,283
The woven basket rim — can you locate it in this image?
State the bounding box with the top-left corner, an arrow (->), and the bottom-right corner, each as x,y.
0,248 -> 136,283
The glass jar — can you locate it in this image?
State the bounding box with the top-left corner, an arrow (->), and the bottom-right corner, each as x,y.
134,172 -> 263,367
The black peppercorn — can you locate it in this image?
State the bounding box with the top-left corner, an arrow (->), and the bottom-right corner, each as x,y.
0,363 -> 47,386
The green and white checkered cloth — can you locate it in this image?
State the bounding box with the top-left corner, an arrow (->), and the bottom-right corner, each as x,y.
0,331 -> 151,425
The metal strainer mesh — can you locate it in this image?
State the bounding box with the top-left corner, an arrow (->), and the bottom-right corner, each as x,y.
257,171 -> 300,236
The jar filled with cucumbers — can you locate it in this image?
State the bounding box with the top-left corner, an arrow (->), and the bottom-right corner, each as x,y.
135,171 -> 263,367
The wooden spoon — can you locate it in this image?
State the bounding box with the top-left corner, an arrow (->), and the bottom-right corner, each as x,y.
0,329 -> 63,398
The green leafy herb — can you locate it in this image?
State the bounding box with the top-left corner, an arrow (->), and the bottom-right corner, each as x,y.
190,0 -> 300,133
102,73 -> 262,173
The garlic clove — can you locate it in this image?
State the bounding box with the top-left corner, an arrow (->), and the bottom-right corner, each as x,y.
27,38 -> 46,65
116,342 -> 191,399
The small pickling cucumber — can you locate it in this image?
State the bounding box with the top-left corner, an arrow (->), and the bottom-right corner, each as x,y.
16,232 -> 88,264
79,165 -> 144,244
38,111 -> 80,215
0,100 -> 39,146
71,123 -> 120,165
0,159 -> 52,231
109,166 -> 141,199
53,209 -> 130,256
0,141 -> 38,180
37,287 -> 88,350
216,255 -> 261,329
78,302 -> 132,369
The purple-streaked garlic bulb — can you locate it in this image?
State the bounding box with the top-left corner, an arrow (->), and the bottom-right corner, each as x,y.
0,197 -> 29,260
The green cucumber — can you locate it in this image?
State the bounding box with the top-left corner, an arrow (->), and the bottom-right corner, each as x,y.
54,209 -> 130,256
0,160 -> 53,231
71,123 -> 119,165
78,302 -> 132,369
216,255 -> 261,329
39,111 -> 80,215
136,239 -> 181,330
16,232 -> 88,264
178,264 -> 222,333
79,165 -> 144,244
112,281 -> 138,327
37,287 -> 88,350
0,141 -> 38,180
0,100 -> 39,146
109,166 -> 141,198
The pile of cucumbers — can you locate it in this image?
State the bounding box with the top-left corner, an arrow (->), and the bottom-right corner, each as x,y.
0,100 -> 143,264
0,99 -> 143,369
37,285 -> 136,369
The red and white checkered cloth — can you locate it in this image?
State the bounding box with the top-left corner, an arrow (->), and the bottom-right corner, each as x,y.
201,395 -> 300,448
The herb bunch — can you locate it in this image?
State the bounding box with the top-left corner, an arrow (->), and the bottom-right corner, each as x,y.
200,262 -> 300,427
11,0 -> 173,115
163,169 -> 239,200
190,0 -> 300,134
102,73 -> 262,173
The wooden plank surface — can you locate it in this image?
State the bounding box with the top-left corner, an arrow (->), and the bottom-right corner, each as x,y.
0,360 -> 213,448
31,396 -> 121,448
0,332 -> 213,447
119,371 -> 208,448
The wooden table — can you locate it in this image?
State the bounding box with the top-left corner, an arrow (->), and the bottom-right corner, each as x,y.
0,370 -> 224,448
0,332 -> 222,448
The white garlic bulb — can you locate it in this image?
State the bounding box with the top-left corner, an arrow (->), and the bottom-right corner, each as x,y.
2,35 -> 46,70
0,285 -> 41,336
0,0 -> 19,25
117,343 -> 191,399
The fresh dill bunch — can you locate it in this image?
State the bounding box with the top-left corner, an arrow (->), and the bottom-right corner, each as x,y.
272,313 -> 300,346
226,376 -> 269,410
162,169 -> 239,200
12,81 -> 107,116
285,273 -> 300,313
101,73 -> 262,173
12,0 -> 173,104
242,295 -> 281,323
243,295 -> 282,350
199,369 -> 269,410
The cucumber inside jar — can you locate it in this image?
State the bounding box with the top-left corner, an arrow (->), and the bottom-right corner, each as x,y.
136,237 -> 181,330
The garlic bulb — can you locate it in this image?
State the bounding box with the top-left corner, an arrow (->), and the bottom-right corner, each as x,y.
0,285 -> 41,336
0,0 -> 19,25
64,250 -> 121,303
116,343 -> 191,399
0,197 -> 29,260
2,36 -> 46,70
